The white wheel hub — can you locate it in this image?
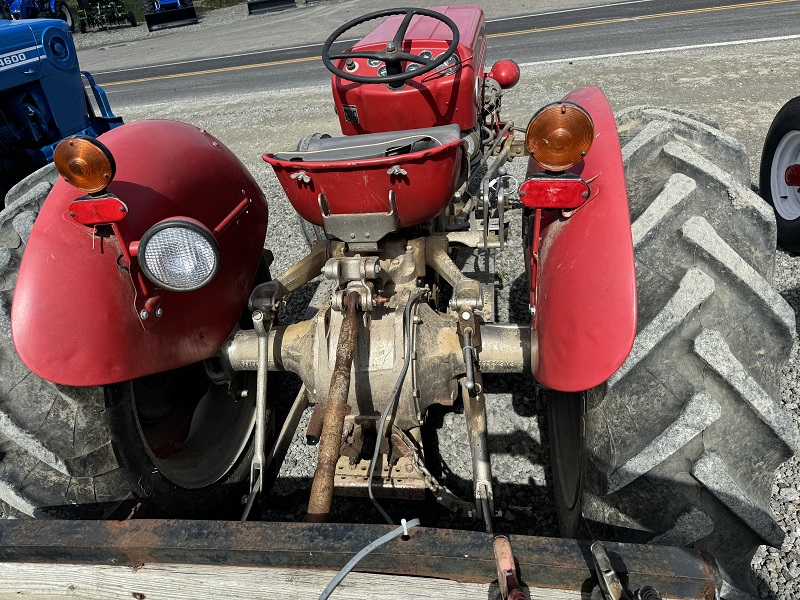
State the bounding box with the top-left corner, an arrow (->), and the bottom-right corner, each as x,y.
771,130 -> 800,220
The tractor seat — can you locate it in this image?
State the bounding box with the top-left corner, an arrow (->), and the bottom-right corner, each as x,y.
274,125 -> 461,163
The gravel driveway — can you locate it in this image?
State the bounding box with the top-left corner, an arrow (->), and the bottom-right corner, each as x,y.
71,5 -> 800,597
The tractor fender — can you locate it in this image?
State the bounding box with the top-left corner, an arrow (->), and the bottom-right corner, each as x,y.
11,120 -> 269,387
531,86 -> 637,392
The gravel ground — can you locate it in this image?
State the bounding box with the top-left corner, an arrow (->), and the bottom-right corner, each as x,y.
71,7 -> 800,598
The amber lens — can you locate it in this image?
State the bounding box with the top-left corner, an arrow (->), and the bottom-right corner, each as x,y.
54,137 -> 115,194
525,102 -> 594,171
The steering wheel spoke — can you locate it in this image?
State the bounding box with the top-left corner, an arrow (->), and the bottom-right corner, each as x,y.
391,10 -> 417,48
321,7 -> 460,86
398,52 -> 431,66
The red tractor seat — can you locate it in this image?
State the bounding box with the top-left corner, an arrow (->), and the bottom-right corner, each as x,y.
264,125 -> 467,234
274,125 -> 461,162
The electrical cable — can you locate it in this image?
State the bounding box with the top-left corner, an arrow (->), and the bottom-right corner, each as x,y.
367,288 -> 428,525
318,518 -> 421,600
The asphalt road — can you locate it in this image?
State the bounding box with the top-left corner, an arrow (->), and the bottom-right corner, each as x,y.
85,0 -> 800,107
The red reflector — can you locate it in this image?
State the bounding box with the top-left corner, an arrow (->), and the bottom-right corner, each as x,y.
69,197 -> 127,226
519,176 -> 589,209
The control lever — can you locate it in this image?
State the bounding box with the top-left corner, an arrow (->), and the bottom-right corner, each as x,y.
494,536 -> 529,600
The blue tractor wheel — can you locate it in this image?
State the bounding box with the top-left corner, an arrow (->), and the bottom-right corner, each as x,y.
56,2 -> 75,32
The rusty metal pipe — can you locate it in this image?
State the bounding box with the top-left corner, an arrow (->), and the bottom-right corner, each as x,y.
306,292 -> 360,523
305,402 -> 325,445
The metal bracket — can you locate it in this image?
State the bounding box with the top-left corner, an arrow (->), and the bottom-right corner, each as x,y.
457,308 -> 482,392
424,236 -> 483,311
318,191 -> 400,244
323,255 -> 381,312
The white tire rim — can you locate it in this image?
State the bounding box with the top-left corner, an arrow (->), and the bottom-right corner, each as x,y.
771,129 -> 800,221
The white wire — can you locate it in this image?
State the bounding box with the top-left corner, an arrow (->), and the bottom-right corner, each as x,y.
318,518 -> 421,600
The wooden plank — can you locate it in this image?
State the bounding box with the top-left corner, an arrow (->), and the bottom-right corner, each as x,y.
0,562 -> 585,600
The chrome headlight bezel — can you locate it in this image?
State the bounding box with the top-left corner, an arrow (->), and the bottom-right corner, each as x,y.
138,218 -> 221,293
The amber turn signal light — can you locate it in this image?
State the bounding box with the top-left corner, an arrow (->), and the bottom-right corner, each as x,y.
54,136 -> 116,194
525,102 -> 594,172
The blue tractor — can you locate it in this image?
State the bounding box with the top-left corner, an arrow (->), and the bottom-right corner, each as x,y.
0,18 -> 122,205
143,0 -> 196,32
2,0 -> 76,33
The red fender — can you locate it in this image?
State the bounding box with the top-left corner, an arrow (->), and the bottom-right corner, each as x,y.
12,120 -> 268,386
530,86 -> 637,392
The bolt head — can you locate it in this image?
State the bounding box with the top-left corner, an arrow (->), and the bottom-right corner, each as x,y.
139,309 -> 149,320
154,308 -> 163,318
461,310 -> 471,321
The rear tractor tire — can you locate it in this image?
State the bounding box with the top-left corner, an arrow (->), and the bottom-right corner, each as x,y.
548,108 -> 797,598
0,165 -> 267,520
56,2 -> 75,32
294,132 -> 331,249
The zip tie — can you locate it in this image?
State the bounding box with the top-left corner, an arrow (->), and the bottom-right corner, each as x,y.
401,518 -> 409,537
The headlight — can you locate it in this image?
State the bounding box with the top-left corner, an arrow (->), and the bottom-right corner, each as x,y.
138,219 -> 220,292
525,102 -> 594,172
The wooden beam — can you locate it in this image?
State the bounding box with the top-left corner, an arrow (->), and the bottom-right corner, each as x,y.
0,563 -> 584,600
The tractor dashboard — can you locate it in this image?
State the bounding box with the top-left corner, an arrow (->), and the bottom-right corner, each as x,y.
331,6 -> 486,135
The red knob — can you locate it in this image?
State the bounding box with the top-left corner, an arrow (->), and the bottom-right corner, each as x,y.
487,59 -> 521,89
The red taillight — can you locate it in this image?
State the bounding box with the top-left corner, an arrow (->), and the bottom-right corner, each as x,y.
69,196 -> 128,226
519,176 -> 589,209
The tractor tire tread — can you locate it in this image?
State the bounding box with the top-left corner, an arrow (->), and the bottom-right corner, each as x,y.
295,132 -> 330,248
0,167 -> 132,518
578,108 -> 796,596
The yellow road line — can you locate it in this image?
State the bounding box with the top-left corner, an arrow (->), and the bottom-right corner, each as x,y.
101,55 -> 320,86
487,0 -> 796,39
102,0 -> 797,88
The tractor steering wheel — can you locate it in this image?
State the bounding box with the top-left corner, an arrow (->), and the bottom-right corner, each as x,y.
321,8 -> 461,86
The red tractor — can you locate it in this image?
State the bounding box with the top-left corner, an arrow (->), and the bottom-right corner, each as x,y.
0,6 -> 793,598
